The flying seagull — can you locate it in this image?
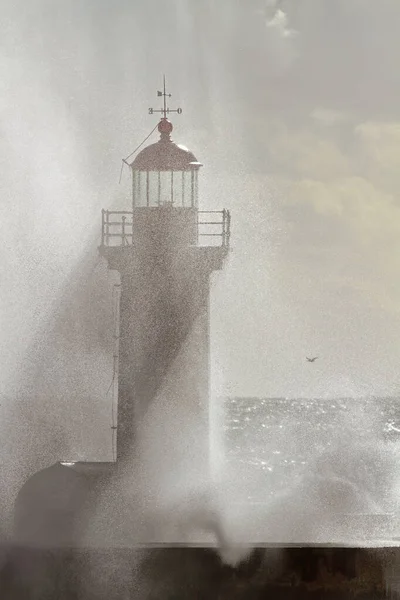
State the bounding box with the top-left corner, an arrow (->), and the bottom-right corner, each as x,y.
306,356 -> 318,363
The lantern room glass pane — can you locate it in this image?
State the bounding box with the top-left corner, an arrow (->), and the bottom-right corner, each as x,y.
183,171 -> 192,207
147,171 -> 158,206
159,171 -> 172,205
193,170 -> 199,207
132,170 -> 141,207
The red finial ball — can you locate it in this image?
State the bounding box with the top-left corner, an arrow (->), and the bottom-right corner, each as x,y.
158,118 -> 173,135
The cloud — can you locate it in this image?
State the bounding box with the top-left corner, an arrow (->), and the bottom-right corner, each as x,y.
262,119 -> 351,180
290,176 -> 399,244
265,5 -> 297,38
354,121 -> 400,192
311,108 -> 348,127
248,1 -> 298,73
252,109 -> 400,326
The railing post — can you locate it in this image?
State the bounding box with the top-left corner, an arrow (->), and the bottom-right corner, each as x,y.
222,209 -> 226,247
122,215 -> 126,246
101,209 -> 105,246
105,211 -> 110,246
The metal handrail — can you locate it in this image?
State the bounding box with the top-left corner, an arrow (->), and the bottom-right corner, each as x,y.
101,208 -> 230,248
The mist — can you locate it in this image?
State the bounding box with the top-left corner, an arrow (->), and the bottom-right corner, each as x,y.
1,2 -> 400,583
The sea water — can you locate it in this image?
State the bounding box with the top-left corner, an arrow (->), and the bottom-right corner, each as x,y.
222,396 -> 400,525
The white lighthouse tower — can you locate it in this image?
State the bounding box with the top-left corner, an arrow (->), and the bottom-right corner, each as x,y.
99,78 -> 230,477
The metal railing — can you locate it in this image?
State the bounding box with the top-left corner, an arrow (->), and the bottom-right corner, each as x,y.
101,209 -> 231,248
101,211 -> 133,247
197,210 -> 231,248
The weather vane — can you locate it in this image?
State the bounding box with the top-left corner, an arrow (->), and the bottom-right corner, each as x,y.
148,76 -> 182,119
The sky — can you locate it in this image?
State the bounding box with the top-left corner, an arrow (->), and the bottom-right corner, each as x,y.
1,0 -> 400,476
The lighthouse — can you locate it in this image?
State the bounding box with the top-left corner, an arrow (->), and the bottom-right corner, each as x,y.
13,80 -> 230,551
99,79 -> 230,473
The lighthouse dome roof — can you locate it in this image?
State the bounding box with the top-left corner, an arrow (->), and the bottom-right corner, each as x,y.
131,140 -> 201,171
130,119 -> 202,171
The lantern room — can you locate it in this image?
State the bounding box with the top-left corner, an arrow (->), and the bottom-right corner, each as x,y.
129,118 -> 202,209
100,79 -> 231,251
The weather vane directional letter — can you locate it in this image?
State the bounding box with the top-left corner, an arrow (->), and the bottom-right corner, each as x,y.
148,76 -> 182,118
